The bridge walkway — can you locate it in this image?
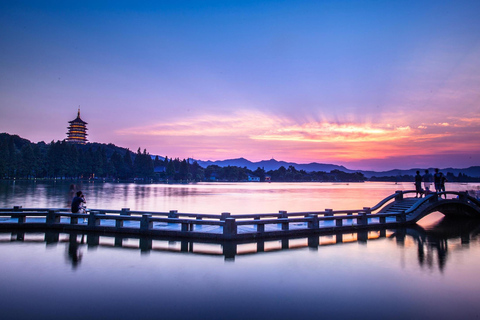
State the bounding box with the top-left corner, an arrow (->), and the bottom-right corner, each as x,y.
0,190 -> 479,241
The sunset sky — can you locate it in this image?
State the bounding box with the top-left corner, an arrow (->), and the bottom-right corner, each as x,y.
1,0 -> 480,170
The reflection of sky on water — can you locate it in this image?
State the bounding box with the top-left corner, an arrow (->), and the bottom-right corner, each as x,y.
2,181 -> 480,319
1,218 -> 480,319
1,181 -> 479,214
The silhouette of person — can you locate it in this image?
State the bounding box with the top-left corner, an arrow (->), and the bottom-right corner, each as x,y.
423,170 -> 432,193
414,171 -> 423,198
439,173 -> 447,199
433,168 -> 442,193
71,191 -> 86,213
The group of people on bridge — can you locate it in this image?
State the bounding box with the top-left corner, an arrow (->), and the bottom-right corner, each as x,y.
415,168 -> 447,198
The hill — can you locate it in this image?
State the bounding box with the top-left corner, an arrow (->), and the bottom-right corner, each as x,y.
195,157 -> 480,178
196,158 -> 353,173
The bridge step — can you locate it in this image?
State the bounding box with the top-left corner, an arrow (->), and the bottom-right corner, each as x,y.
380,198 -> 419,214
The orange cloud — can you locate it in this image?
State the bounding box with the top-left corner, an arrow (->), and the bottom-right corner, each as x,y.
115,110 -> 480,163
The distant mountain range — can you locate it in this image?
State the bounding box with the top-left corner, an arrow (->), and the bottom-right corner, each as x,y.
194,158 -> 480,178
196,158 -> 351,173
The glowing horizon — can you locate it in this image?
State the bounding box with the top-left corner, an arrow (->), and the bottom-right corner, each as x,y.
1,1 -> 479,171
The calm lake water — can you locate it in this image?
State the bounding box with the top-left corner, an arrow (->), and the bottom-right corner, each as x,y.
1,181 -> 480,320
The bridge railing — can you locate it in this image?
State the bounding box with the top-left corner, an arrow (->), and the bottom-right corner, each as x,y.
0,205 -> 407,239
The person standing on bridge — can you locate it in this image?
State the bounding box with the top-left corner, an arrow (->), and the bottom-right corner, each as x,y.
414,171 -> 423,198
439,173 -> 447,199
434,168 -> 443,193
423,170 -> 432,193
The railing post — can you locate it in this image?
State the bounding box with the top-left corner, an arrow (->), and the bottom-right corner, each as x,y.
15,207 -> 25,224
221,212 -> 231,221
395,190 -> 403,201
308,214 -> 319,230
223,217 -> 237,238
357,211 -> 367,225
121,208 -> 131,215
168,210 -> 178,218
46,210 -> 60,225
279,211 -> 288,231
140,214 -> 153,232
88,211 -> 100,227
325,209 -> 333,217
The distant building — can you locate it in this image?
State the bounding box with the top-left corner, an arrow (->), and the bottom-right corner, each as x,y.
66,108 -> 88,144
247,175 -> 260,182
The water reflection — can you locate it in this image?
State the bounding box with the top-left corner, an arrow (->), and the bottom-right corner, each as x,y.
399,218 -> 480,272
3,216 -> 479,271
67,233 -> 85,269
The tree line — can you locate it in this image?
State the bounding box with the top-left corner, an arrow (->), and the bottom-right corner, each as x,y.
0,133 -> 367,183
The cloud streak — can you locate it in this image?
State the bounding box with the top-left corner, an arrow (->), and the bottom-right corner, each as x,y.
116,110 -> 480,168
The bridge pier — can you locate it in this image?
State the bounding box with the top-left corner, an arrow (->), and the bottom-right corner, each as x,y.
223,242 -> 237,261
256,240 -> 265,252
335,233 -> 343,243
139,237 -> 152,253
396,211 -> 406,223
45,231 -> 59,244
87,234 -> 100,248
307,235 -> 319,249
358,231 -> 368,243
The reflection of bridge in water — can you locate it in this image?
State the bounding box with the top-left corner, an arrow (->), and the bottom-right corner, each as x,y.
2,217 -> 479,268
1,190 -> 479,243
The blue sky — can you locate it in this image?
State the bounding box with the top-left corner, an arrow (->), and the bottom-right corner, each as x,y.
1,0 -> 480,170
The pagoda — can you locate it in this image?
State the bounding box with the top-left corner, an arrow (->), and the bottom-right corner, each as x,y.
66,108 -> 88,144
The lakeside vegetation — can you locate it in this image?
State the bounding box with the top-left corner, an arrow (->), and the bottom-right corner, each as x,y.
1,133 -> 478,183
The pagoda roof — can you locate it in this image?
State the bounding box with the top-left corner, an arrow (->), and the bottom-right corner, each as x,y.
69,116 -> 88,125
69,108 -> 88,124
